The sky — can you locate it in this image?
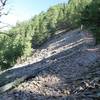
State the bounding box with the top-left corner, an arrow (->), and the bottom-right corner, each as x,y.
0,0 -> 68,27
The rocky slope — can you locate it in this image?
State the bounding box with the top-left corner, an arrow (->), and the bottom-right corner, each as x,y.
0,29 -> 100,100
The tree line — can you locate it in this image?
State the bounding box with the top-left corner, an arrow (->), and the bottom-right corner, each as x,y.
0,0 -> 99,70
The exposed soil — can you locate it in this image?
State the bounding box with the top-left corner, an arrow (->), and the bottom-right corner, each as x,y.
0,29 -> 100,100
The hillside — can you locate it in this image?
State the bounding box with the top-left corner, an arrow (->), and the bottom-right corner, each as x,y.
0,0 -> 100,100
0,0 -> 99,70
0,28 -> 100,99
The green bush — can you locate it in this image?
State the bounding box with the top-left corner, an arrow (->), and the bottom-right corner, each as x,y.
0,31 -> 32,70
81,0 -> 100,44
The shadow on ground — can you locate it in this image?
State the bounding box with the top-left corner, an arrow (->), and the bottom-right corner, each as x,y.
0,29 -> 100,100
0,42 -> 82,90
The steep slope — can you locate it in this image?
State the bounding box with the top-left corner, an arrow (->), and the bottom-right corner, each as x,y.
0,29 -> 100,100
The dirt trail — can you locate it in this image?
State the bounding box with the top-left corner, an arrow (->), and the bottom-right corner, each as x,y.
0,29 -> 100,100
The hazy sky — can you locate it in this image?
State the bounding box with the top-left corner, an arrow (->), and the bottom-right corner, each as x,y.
1,0 -> 68,26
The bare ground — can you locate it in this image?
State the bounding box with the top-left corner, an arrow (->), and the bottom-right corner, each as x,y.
0,29 -> 100,100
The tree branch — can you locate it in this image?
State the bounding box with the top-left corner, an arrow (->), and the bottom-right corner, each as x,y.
0,0 -> 7,6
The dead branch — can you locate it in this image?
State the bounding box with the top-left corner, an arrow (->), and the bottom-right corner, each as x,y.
0,0 -> 7,6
